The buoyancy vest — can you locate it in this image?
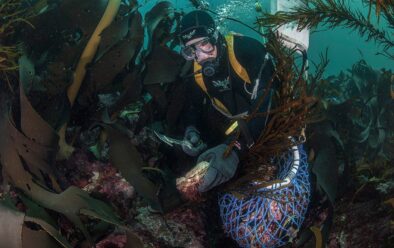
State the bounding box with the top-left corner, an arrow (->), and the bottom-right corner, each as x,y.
193,34 -> 252,117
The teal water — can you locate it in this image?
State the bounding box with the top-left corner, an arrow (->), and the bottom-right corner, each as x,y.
141,0 -> 393,76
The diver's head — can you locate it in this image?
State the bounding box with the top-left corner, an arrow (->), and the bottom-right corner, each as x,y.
179,10 -> 223,77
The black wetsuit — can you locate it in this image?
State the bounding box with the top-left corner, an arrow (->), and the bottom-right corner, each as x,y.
184,35 -> 276,155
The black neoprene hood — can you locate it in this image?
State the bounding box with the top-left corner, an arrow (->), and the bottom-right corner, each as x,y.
179,10 -> 216,45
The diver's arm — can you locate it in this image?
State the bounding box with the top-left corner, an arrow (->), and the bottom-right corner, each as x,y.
226,36 -> 277,155
181,79 -> 205,130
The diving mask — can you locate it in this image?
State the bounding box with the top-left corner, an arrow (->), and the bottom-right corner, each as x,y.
181,38 -> 215,61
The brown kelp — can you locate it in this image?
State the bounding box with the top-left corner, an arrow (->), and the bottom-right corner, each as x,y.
0,78 -> 129,247
0,0 -> 30,92
224,32 -> 319,192
1,0 -> 391,247
254,0 -> 394,245
308,60 -> 394,246
367,0 -> 394,21
256,0 -> 394,59
55,0 -> 135,160
0,0 -> 183,247
0,0 -> 49,83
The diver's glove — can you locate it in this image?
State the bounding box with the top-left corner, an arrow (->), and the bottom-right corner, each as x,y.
197,144 -> 239,192
182,126 -> 206,157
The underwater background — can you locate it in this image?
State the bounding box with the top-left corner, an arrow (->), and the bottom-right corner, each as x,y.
141,0 -> 394,76
0,0 -> 393,247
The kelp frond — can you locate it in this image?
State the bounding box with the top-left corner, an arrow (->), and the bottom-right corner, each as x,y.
257,0 -> 394,53
0,0 -> 32,73
365,0 -> 394,21
0,0 -> 46,93
226,32 -> 320,191
243,32 -> 317,166
0,45 -> 19,70
308,48 -> 330,96
1,0 -> 26,37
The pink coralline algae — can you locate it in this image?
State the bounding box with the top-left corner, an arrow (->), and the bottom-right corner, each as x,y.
95,233 -> 127,248
134,206 -> 207,247
60,150 -> 135,215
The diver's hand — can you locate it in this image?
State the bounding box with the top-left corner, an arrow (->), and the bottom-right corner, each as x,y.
197,144 -> 239,192
182,126 -> 206,157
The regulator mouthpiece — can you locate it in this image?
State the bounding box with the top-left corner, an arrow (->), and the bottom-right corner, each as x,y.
202,60 -> 216,77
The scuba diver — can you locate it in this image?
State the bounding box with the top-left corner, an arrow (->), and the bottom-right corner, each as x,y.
178,10 -> 277,193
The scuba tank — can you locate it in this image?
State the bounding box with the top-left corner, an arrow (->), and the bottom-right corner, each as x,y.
268,0 -> 310,52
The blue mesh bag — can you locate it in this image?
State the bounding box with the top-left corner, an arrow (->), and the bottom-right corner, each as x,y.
219,145 -> 310,248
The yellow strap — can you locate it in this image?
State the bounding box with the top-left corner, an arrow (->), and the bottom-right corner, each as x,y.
225,121 -> 238,135
193,34 -> 253,116
225,35 -> 251,84
212,97 -> 231,115
194,62 -> 207,92
194,63 -> 231,115
310,226 -> 323,248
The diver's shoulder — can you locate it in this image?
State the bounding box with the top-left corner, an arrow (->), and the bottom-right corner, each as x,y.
229,33 -> 266,52
233,33 -> 261,44
229,33 -> 267,61
227,32 -> 261,44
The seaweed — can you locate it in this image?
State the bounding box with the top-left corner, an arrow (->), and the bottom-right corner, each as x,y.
237,31 -> 319,168
0,0 -> 181,247
1,0 -> 392,247
296,58 -> 394,247
256,0 -> 394,59
252,2 -> 393,245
